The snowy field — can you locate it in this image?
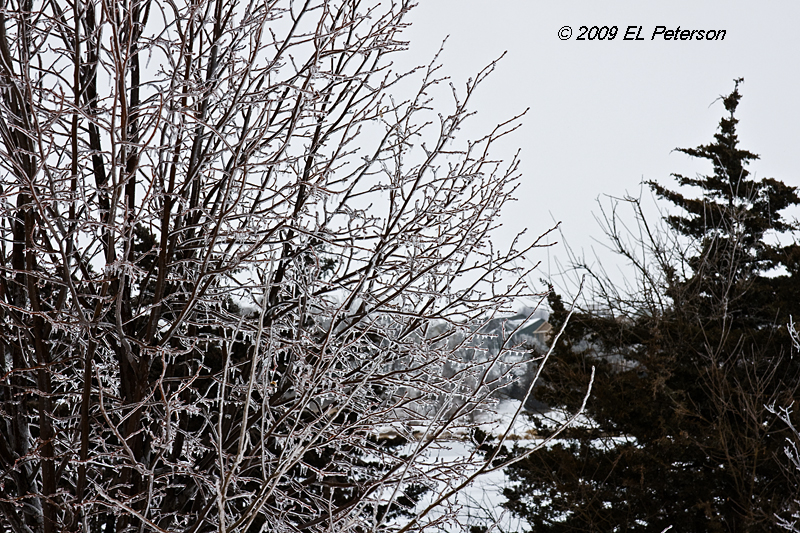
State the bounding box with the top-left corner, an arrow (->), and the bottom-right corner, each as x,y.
392,399 -> 591,532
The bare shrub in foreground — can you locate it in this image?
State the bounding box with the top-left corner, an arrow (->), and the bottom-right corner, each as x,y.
0,1 -> 575,532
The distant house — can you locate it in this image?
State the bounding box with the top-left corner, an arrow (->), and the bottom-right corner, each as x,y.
514,317 -> 552,347
463,313 -> 554,409
475,313 -> 553,354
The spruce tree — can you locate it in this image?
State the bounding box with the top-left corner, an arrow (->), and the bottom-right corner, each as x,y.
498,81 -> 800,532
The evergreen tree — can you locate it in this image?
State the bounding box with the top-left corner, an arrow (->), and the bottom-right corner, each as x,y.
498,81 -> 800,532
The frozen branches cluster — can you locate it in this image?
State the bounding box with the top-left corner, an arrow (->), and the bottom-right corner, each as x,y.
772,321 -> 800,532
0,0 -> 546,531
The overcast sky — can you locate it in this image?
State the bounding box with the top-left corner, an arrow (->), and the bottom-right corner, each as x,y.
394,1 -> 800,296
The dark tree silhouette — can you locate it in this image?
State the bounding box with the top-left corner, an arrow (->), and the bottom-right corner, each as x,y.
498,80 -> 800,532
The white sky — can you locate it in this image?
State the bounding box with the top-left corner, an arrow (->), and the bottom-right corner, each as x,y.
394,1 -> 800,295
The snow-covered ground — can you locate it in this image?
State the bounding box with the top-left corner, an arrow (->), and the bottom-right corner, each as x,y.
393,399 -> 591,532
408,438 -> 526,532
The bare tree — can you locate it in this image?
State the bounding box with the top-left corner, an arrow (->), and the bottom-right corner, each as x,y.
0,0 -> 565,531
770,321 -> 800,533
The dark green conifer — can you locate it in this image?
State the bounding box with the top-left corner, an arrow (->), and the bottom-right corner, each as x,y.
498,81 -> 800,532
